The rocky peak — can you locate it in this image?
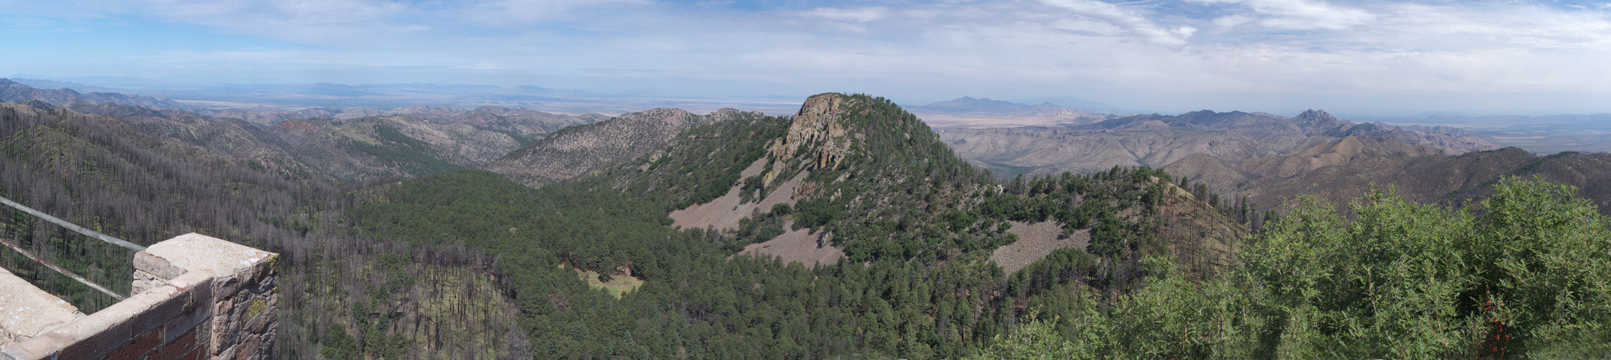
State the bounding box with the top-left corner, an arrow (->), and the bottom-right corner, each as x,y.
629,108 -> 698,127
771,93 -> 853,170
1293,109 -> 1341,125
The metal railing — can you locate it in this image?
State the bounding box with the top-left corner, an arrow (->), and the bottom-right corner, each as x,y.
0,195 -> 142,300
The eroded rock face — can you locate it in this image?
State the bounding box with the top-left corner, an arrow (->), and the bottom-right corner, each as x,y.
771,93 -> 853,171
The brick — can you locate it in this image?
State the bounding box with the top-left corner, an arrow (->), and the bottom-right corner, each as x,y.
131,293 -> 188,336
164,304 -> 209,344
149,328 -> 198,360
104,329 -> 160,360
185,345 -> 206,360
56,312 -> 137,360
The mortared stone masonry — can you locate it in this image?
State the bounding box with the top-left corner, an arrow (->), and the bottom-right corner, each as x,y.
0,233 -> 277,360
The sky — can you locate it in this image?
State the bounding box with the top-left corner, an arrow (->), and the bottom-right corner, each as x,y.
2,0 -> 1610,115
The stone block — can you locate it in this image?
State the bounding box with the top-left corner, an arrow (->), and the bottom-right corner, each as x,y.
167,271 -> 215,293
252,277 -> 275,296
232,335 -> 260,360
214,343 -> 235,359
133,251 -> 185,280
132,270 -> 167,295
143,233 -> 275,281
215,277 -> 243,299
247,307 -> 276,334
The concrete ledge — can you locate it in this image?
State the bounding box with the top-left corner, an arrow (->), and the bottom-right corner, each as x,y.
0,267 -> 82,349
0,233 -> 277,360
140,233 -> 274,282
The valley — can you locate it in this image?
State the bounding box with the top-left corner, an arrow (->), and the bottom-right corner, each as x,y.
0,79 -> 1607,359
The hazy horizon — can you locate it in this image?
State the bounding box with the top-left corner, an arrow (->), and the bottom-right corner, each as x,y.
5,0 -> 1610,116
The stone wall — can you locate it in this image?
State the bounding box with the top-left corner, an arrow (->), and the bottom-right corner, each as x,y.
0,233 -> 277,360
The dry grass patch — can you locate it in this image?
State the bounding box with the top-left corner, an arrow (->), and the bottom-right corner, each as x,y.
560,264 -> 645,298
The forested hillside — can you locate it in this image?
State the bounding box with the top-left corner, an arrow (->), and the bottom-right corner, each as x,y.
350,93 -> 1247,358
0,102 -> 528,359
3,90 -> 1606,359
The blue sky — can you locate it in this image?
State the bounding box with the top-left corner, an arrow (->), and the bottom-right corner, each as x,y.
2,0 -> 1610,115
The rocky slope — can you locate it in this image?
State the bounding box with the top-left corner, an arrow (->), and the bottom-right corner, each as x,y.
485,108 -> 765,188
538,93 -> 1250,278
285,115 -> 526,181
1164,137 -> 1611,215
1,80 -> 608,182
941,109 -> 1496,177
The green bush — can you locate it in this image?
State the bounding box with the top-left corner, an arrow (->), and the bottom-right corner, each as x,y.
1000,176 -> 1611,358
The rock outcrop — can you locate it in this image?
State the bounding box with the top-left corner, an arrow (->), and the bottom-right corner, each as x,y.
771,93 -> 853,171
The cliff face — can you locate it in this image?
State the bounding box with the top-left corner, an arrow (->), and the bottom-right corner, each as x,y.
771,93 -> 853,172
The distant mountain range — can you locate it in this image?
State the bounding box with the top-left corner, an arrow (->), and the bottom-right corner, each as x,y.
0,79 -> 607,182
907,96 -> 1122,128
4,76 -> 807,116
935,106 -> 1611,216
940,109 -> 1496,177
1355,113 -> 1611,153
1165,137 -> 1611,216
0,79 -> 193,110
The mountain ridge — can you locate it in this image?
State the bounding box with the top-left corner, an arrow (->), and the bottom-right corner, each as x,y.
910,96 -> 1120,128
1163,136 -> 1611,216
942,109 -> 1497,177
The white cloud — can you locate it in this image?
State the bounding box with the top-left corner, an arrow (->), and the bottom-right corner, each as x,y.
806,7 -> 890,23
1194,0 -> 1374,30
1040,0 -> 1192,45
7,0 -> 1611,113
467,0 -> 649,24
